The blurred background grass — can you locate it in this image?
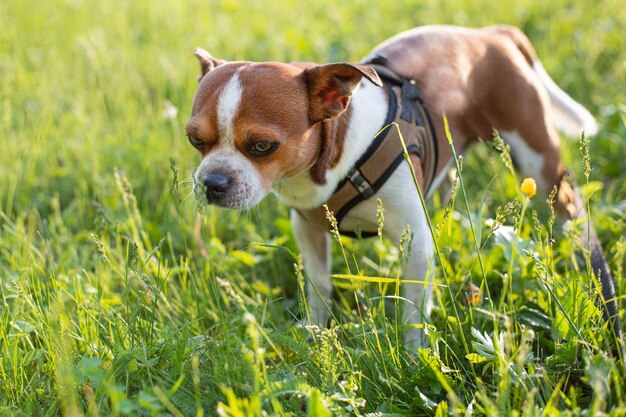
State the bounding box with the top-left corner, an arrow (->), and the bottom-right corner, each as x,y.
1,0 -> 624,223
1,0 -> 625,415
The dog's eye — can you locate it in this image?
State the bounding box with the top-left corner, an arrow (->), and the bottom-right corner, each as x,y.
248,141 -> 279,157
187,133 -> 205,150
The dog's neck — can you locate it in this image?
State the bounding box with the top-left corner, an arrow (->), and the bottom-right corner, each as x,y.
273,80 -> 389,209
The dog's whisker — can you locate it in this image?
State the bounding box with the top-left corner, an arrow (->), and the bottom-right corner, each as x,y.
178,185 -> 195,194
246,206 -> 260,226
181,192 -> 193,204
177,181 -> 195,189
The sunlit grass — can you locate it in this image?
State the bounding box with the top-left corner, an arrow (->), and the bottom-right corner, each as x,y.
1,0 -> 625,415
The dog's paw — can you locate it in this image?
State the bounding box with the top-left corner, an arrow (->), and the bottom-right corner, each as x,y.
294,320 -> 324,343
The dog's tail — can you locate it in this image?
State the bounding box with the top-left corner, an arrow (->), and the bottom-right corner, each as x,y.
532,61 -> 598,138
495,25 -> 598,138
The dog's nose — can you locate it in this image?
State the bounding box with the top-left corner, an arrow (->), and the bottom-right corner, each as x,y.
203,173 -> 230,201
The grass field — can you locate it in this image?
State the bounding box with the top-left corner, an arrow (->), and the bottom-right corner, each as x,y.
1,0 -> 625,415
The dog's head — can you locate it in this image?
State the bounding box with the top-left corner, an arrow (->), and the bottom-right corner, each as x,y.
186,48 -> 381,209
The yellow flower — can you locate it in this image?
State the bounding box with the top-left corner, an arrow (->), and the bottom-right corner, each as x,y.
463,280 -> 482,306
520,177 -> 537,198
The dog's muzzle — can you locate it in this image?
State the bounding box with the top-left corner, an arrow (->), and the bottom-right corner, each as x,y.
194,168 -> 260,209
195,171 -> 237,207
194,150 -> 264,209
202,173 -> 231,203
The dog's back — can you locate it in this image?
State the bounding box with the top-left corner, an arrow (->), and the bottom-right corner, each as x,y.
365,25 -> 597,145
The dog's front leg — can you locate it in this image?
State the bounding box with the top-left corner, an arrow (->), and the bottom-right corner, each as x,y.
400,229 -> 435,349
385,200 -> 435,349
291,209 -> 332,327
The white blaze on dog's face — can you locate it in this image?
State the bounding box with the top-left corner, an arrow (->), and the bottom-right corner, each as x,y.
185,49 -> 382,209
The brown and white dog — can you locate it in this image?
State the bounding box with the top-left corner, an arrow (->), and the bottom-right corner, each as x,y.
185,25 -> 618,349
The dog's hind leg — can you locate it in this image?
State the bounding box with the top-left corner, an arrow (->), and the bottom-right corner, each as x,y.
524,55 -> 623,360
291,210 -> 333,328
496,77 -> 624,363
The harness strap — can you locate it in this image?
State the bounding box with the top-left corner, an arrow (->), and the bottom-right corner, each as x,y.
296,65 -> 438,236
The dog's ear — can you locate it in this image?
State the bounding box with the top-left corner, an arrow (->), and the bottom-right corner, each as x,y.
194,48 -> 226,81
303,63 -> 382,123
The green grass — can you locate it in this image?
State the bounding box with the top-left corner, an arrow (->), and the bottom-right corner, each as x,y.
1,0 -> 625,415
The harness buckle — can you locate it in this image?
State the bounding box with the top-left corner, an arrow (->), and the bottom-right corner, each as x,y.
348,168 -> 375,198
